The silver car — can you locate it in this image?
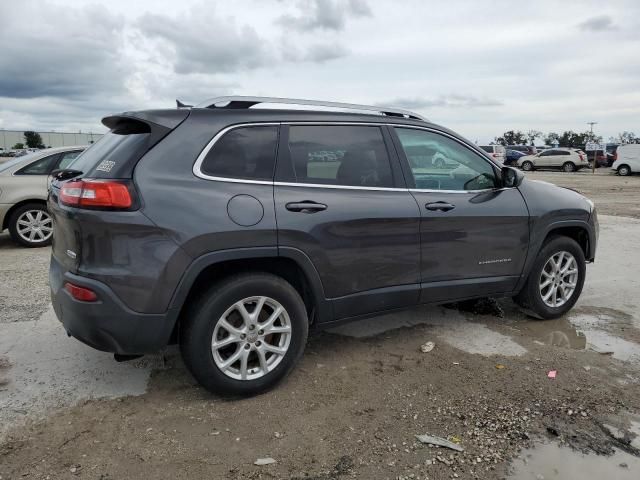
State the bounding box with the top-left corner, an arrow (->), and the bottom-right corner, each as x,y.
0,146 -> 86,247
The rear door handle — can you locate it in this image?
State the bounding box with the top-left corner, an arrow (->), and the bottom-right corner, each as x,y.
425,201 -> 455,212
285,201 -> 327,213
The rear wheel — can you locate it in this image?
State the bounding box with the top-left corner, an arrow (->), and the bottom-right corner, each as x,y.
180,273 -> 308,396
514,236 -> 585,319
563,162 -> 576,172
521,161 -> 534,171
8,203 -> 53,248
618,164 -> 631,176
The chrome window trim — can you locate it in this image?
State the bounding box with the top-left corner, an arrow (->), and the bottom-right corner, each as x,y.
193,121 -> 506,193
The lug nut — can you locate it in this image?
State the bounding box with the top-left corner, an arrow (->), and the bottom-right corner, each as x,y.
258,329 -> 264,335
249,325 -> 255,331
244,343 -> 251,350
255,341 -> 262,347
240,333 -> 246,339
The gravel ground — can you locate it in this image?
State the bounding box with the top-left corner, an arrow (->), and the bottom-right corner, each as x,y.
1,170 -> 639,480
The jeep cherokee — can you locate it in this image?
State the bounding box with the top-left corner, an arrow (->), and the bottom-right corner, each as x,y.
48,96 -> 598,396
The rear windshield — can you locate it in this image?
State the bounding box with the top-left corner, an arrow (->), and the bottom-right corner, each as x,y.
68,125 -> 151,178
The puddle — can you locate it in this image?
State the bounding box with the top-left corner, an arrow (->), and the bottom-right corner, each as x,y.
512,307 -> 640,363
329,305 -> 527,357
509,442 -> 640,479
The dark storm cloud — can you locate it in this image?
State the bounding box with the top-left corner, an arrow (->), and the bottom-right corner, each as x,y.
0,2 -> 127,99
385,95 -> 504,110
138,7 -> 269,74
578,15 -> 618,31
277,0 -> 372,31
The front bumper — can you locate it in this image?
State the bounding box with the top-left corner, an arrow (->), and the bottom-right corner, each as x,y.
50,255 -> 176,354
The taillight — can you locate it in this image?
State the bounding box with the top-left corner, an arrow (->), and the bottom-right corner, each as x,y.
60,180 -> 133,209
64,282 -> 98,302
579,153 -> 585,161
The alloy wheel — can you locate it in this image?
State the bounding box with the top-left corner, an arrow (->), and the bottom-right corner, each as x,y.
539,251 -> 579,308
16,210 -> 53,244
211,296 -> 292,380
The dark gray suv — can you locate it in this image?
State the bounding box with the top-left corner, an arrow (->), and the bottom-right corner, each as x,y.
48,97 -> 598,395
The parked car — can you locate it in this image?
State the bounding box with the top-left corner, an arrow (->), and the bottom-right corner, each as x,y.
517,148 -> 589,172
479,144 -> 506,163
612,144 -> 640,176
505,149 -> 527,166
507,145 -> 537,155
0,146 -> 86,247
49,97 -> 597,396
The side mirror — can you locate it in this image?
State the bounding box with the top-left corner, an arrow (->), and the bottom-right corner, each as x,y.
502,166 -> 524,188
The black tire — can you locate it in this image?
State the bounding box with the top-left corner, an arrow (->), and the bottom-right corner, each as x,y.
180,273 -> 308,396
618,164 -> 631,176
8,203 -> 53,248
562,162 -> 576,172
521,161 -> 534,171
514,236 -> 586,319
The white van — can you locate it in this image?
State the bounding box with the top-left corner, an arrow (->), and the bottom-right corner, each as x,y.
612,144 -> 640,176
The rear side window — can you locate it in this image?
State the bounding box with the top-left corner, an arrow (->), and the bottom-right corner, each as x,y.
287,125 -> 393,188
57,150 -> 83,170
201,126 -> 278,181
15,153 -> 59,175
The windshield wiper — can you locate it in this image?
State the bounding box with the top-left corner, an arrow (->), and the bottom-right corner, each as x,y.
51,168 -> 83,181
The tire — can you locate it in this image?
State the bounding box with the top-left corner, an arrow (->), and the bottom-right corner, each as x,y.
521,161 -> 534,171
514,236 -> 586,320
563,162 -> 576,173
618,164 -> 631,176
180,273 -> 309,396
8,203 -> 53,248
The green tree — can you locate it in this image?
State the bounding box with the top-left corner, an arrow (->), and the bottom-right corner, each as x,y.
526,130 -> 542,145
544,132 -> 560,146
24,131 -> 45,149
617,131 -> 638,144
494,130 -> 528,145
556,131 -> 601,148
12,142 -> 25,149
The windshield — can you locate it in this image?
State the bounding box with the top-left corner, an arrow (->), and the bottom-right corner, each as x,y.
0,151 -> 43,173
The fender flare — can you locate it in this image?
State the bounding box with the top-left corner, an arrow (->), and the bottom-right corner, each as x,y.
514,219 -> 596,293
159,246 -> 332,345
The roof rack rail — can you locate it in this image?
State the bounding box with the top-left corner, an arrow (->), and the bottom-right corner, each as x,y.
195,96 -> 426,121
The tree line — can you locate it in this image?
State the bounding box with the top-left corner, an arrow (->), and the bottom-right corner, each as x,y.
494,130 -> 639,147
11,131 -> 45,150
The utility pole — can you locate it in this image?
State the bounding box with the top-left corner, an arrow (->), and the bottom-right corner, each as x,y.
587,122 -> 598,174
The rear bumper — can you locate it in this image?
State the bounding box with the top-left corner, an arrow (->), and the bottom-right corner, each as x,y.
50,256 -> 176,354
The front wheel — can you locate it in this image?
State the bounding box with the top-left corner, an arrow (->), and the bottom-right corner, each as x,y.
563,162 -> 576,172
618,164 -> 631,176
8,203 -> 53,248
521,161 -> 534,171
180,273 -> 308,396
514,236 -> 586,319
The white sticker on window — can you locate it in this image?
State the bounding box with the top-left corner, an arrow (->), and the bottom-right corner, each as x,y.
96,160 -> 116,172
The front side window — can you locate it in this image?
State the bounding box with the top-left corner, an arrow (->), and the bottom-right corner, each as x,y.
287,125 -> 393,188
201,126 -> 278,181
15,153 -> 59,175
395,128 -> 498,191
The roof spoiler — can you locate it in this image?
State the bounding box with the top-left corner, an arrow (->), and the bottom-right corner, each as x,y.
102,109 -> 190,130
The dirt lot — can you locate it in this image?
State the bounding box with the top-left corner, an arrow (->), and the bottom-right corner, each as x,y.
1,169 -> 640,480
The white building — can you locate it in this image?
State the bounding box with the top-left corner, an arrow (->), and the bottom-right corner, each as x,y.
0,129 -> 105,150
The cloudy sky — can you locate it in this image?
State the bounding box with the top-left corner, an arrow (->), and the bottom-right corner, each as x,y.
1,0 -> 638,143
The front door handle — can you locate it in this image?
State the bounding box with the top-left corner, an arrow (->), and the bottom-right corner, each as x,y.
285,201 -> 328,213
425,201 -> 455,212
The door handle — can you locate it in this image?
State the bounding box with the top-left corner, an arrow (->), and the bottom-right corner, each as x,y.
425,201 -> 455,212
285,201 -> 327,213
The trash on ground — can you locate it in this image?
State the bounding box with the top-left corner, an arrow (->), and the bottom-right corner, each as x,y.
254,457 -> 277,466
495,364 -> 506,370
415,434 -> 464,452
547,370 -> 557,379
420,341 -> 435,353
